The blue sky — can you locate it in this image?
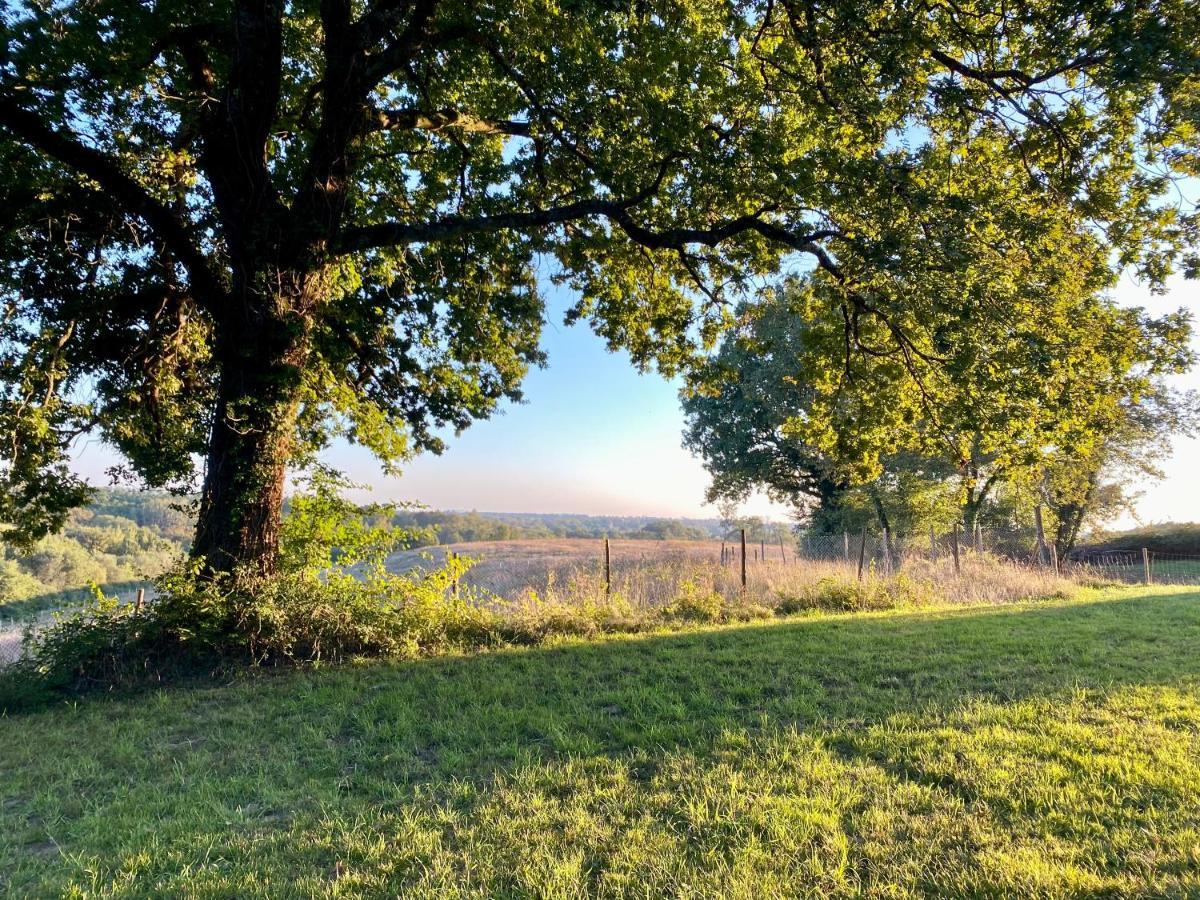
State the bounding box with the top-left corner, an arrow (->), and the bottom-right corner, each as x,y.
323,282 -> 786,519
70,274 -> 1199,526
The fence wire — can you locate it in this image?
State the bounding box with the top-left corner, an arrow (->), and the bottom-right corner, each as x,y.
5,534 -> 1199,669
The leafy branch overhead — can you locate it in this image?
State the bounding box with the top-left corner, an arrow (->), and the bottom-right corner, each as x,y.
682,276 -> 1197,547
0,0 -> 1196,569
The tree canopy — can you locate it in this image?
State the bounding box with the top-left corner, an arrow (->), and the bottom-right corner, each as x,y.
1,0 -> 1197,571
682,275 -> 1196,540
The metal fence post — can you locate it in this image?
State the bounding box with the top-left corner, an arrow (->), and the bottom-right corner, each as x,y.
951,524 -> 961,575
740,528 -> 747,594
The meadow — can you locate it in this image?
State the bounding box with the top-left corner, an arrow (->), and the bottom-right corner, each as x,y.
2,584 -> 1199,896
385,538 -> 1080,612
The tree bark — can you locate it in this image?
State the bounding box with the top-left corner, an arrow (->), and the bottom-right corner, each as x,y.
1052,469 -> 1099,557
191,274 -> 313,577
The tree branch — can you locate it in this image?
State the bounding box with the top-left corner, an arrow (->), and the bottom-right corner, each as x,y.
928,47 -> 1107,90
366,107 -> 532,137
0,96 -> 225,304
334,198 -> 841,272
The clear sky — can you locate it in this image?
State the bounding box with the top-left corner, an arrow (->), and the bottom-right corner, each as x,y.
70,274 -> 1198,526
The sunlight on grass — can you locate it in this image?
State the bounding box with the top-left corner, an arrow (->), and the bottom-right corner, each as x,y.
2,586 -> 1199,896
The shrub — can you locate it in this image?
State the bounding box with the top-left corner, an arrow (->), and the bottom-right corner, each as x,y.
0,555 -> 500,709
664,579 -> 725,622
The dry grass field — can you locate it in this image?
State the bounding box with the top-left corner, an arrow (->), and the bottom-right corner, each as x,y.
384,538 -> 1078,613
388,538 -> 728,596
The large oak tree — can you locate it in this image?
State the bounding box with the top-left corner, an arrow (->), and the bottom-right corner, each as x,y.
1,0 -> 1196,573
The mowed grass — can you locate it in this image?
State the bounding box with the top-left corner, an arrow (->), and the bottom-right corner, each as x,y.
2,586 -> 1200,897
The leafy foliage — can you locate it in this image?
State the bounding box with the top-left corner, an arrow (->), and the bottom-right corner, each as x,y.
683,275 -> 1196,543
1,0 -> 1197,570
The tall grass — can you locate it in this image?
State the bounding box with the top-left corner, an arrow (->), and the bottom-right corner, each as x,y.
1,546 -> 1083,708
463,550 -> 1081,638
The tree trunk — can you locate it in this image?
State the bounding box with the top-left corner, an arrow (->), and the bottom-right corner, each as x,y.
868,489 -> 891,559
191,277 -> 312,577
1052,471 -> 1098,558
960,470 -> 997,541
811,475 -> 850,533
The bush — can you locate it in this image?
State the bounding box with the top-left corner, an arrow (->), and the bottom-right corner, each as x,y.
775,574 -> 939,614
664,579 -> 725,622
0,559 -> 504,709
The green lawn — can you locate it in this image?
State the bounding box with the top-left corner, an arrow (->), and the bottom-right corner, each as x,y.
3,586 -> 1200,897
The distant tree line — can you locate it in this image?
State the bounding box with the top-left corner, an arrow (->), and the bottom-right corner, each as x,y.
392,511 -> 721,545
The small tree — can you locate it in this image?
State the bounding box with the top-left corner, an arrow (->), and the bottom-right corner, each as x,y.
1042,379 -> 1200,554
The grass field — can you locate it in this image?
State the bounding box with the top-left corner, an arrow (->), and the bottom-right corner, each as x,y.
385,538 -> 1078,611
386,538 -> 731,600
2,585 -> 1199,896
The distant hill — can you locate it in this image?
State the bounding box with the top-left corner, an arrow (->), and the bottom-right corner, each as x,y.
394,510 -> 725,544
1074,524 -> 1200,557
2,491 -> 742,610
2,489 -> 190,613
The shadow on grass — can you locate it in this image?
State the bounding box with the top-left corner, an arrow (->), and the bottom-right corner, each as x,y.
316,588 -> 1200,771
15,588 -> 1197,762
3,589 -> 1200,894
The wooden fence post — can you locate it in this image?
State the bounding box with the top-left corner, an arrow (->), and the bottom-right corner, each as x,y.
778,534 -> 786,562
450,552 -> 460,599
1143,547 -> 1152,585
1049,542 -> 1059,577
882,526 -> 892,576
740,528 -> 747,594
951,524 -> 961,575
856,526 -> 868,581
843,531 -> 850,563
930,524 -> 937,560
604,538 -> 611,597
134,587 -> 145,612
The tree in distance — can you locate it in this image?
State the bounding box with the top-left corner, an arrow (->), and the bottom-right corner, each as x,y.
682,275 -> 1196,543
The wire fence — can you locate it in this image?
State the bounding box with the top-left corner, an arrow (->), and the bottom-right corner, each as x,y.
737,528 -> 1200,589
0,584 -> 149,669
4,530 -> 1199,669
1070,549 -> 1200,585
